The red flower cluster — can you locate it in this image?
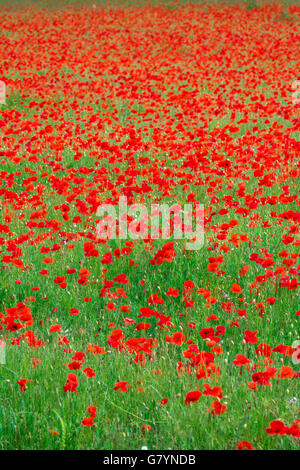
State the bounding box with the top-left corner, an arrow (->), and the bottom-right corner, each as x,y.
0,1 -> 299,450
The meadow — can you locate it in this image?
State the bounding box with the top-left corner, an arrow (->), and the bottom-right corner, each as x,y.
0,0 -> 299,450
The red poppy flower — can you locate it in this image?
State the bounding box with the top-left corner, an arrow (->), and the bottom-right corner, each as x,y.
159,398 -> 168,405
83,368 -> 96,378
17,378 -> 30,392
81,417 -> 95,427
113,381 -> 129,392
184,390 -> 202,405
237,441 -> 254,450
63,374 -> 78,393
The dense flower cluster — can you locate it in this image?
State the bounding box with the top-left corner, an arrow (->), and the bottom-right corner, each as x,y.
0,1 -> 299,450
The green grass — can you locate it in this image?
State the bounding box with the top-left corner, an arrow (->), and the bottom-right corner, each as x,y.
0,0 -> 299,450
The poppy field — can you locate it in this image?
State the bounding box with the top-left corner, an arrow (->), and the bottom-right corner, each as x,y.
0,0 -> 299,451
